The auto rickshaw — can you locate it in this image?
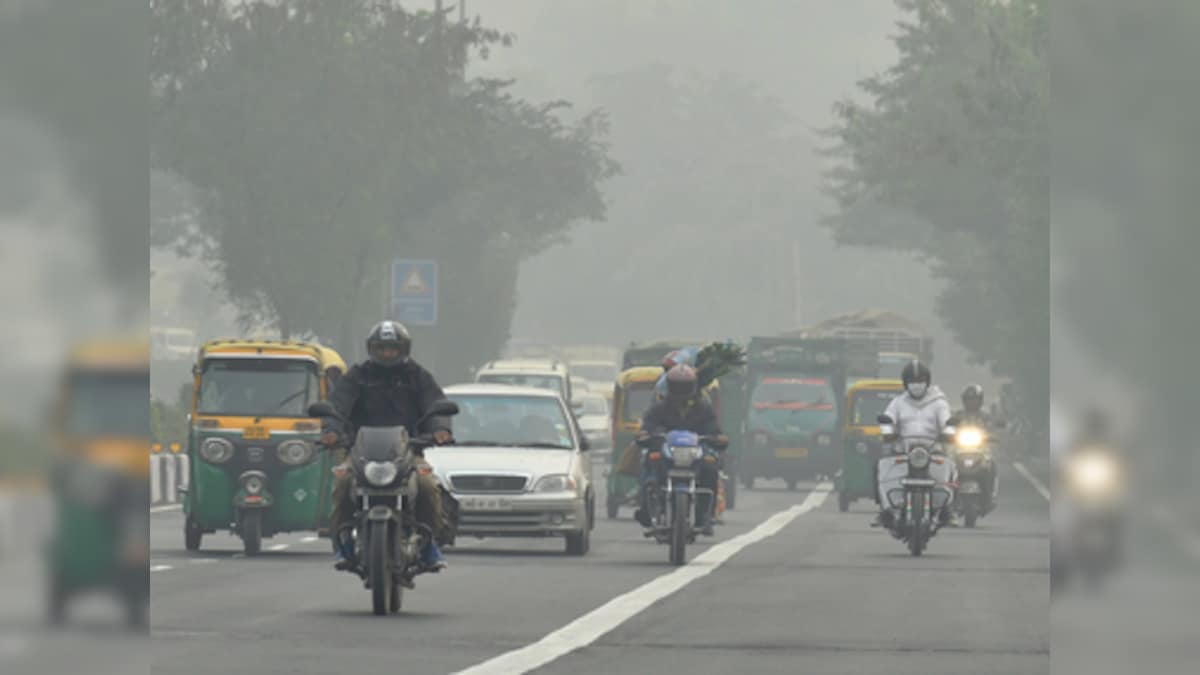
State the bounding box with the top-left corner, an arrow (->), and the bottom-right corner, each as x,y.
183,339 -> 345,555
835,379 -> 902,512
47,338 -> 150,627
607,367 -> 661,518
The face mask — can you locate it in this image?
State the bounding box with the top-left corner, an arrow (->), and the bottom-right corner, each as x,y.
907,382 -> 928,399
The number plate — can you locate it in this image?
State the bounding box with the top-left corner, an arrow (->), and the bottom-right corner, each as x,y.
900,478 -> 936,487
243,426 -> 271,440
774,447 -> 809,458
461,496 -> 513,511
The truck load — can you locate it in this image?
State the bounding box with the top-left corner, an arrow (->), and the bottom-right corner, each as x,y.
789,309 -> 933,383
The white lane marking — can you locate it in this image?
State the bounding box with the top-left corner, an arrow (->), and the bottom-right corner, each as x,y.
1012,462 -> 1050,501
268,544 -> 289,552
300,536 -> 319,543
189,558 -> 219,565
151,504 -> 182,513
455,483 -> 833,675
151,564 -> 173,573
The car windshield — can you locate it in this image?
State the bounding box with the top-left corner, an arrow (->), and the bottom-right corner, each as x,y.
477,373 -> 566,399
448,393 -> 574,449
751,376 -> 835,412
67,371 -> 149,438
572,363 -> 618,383
197,358 -> 320,417
852,390 -> 897,425
622,383 -> 657,423
579,395 -> 608,416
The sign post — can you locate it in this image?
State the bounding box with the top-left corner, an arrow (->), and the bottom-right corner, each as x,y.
389,259 -> 438,326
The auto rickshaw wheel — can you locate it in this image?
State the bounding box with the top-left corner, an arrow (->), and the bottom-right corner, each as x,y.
838,491 -> 851,512
185,516 -> 203,552
240,510 -> 262,556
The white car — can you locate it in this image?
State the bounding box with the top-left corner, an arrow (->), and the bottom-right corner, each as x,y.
427,383 -> 595,555
575,391 -> 611,452
474,358 -> 574,408
568,359 -> 619,400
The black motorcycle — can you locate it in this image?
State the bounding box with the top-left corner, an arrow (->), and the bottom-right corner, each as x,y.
308,399 -> 458,615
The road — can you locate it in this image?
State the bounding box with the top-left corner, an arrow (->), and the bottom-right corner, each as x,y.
141,452 -> 1049,674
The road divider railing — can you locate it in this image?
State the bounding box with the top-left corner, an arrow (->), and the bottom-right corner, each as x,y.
151,442 -> 188,505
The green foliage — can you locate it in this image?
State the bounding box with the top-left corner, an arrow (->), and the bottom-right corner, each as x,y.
824,0 -> 1048,430
151,1 -> 615,378
151,399 -> 190,445
695,341 -> 747,390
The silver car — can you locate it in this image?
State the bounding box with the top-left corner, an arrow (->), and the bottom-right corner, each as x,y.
426,384 -> 595,555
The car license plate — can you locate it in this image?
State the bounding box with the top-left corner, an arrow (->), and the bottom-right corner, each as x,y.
462,496 -> 512,511
243,426 -> 271,440
775,447 -> 808,458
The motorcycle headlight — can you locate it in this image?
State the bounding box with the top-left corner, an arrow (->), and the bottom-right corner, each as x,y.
533,474 -> 577,493
1069,453 -> 1118,495
671,446 -> 699,467
908,447 -> 931,470
242,474 -> 264,495
277,440 -> 314,466
855,441 -> 869,454
956,427 -> 984,450
199,437 -> 234,464
816,433 -> 832,446
363,461 -> 399,486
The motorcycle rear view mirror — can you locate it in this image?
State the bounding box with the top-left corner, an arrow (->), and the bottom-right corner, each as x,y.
417,399 -> 460,427
876,414 -> 894,425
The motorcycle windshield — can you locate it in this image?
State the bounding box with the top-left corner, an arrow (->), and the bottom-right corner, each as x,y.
353,426 -> 411,462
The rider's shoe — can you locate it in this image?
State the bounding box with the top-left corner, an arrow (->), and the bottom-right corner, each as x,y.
634,508 -> 652,528
419,541 -> 448,572
700,521 -> 715,537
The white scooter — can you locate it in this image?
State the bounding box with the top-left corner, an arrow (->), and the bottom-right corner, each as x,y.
875,414 -> 958,556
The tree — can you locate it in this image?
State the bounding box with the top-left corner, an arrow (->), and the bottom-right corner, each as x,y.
151,1 -> 614,377
824,0 -> 1048,431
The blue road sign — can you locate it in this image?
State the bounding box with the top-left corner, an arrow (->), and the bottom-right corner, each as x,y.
390,259 -> 438,326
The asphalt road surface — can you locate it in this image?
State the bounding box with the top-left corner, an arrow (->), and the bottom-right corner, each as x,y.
139,452 -> 1050,675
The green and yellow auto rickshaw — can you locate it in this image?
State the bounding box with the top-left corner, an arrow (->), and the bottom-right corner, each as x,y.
183,339 -> 345,555
740,337 -> 848,491
47,338 -> 150,627
606,366 -> 662,518
835,379 -> 903,512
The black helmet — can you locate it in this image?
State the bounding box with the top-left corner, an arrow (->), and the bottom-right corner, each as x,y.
962,384 -> 984,411
366,321 -> 411,367
900,360 -> 932,386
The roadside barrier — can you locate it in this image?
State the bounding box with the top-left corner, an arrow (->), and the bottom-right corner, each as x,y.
151,443 -> 189,505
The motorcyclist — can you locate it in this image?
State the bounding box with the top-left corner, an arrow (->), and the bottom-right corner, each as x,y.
636,364 -> 728,536
873,360 -> 954,526
952,384 -> 999,509
319,321 -> 452,574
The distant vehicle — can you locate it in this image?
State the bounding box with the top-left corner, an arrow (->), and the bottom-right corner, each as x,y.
570,375 -> 591,396
790,310 -> 933,386
574,391 -> 611,452
474,358 -> 576,410
150,326 -> 196,361
430,384 -> 595,555
568,359 -> 620,397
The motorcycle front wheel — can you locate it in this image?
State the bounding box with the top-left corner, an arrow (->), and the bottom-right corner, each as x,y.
908,492 -> 926,557
369,520 -> 392,616
669,491 -> 689,566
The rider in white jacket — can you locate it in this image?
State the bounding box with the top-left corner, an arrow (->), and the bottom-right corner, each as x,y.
874,360 -> 956,525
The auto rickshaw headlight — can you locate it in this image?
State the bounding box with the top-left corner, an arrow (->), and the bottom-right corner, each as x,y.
363,461 -> 398,487
277,440 -> 314,466
199,437 -> 234,464
243,474 -> 264,495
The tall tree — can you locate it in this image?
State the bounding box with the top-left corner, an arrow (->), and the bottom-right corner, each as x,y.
825,0 -> 1049,431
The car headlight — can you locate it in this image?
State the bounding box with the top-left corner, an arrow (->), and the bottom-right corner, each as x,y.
956,427 -> 984,450
908,447 -> 931,469
243,474 -> 264,495
364,461 -> 399,486
816,433 -> 832,446
277,440 -> 314,465
1069,452 -> 1118,495
671,446 -> 699,467
533,474 -> 577,493
855,441 -> 869,454
199,437 -> 234,464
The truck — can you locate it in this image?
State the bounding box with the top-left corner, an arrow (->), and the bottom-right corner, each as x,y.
740,337 -> 849,491
789,310 -> 934,385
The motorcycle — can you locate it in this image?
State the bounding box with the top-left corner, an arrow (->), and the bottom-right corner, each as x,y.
952,424 -> 997,528
876,414 -> 956,556
637,430 -> 727,566
1051,446 -> 1124,590
307,399 -> 458,616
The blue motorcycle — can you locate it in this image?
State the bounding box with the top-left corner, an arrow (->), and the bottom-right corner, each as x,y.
637,430 -> 727,565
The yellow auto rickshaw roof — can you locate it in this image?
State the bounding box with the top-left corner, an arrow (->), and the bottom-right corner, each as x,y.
68,338 -> 149,371
317,346 -> 347,372
198,338 -> 333,364
847,378 -> 904,394
616,366 -> 663,386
